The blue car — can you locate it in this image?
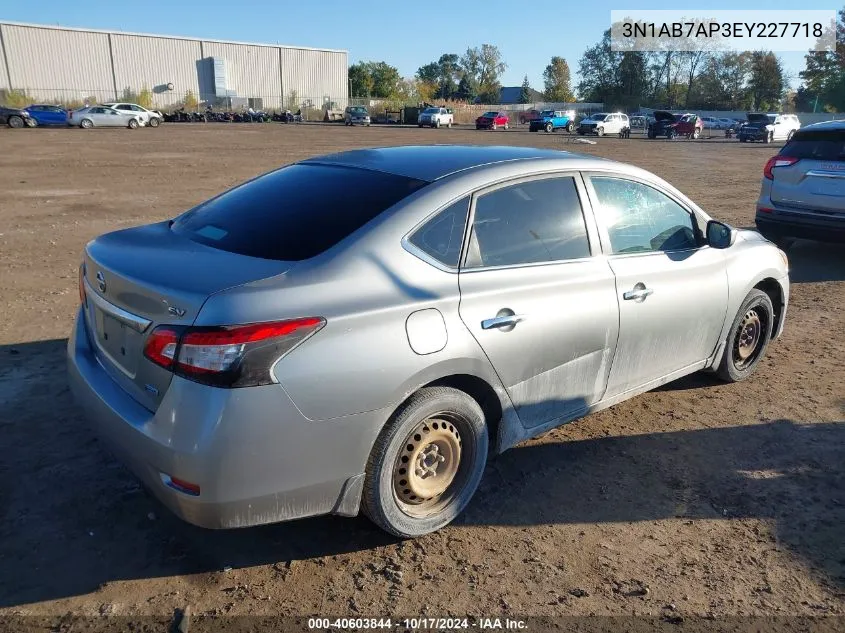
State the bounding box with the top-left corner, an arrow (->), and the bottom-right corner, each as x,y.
528,109 -> 576,133
25,104 -> 68,126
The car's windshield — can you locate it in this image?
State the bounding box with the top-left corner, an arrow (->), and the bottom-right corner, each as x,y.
350,107 -> 367,113
592,113 -> 609,121
171,164 -> 428,261
482,111 -> 498,117
423,108 -> 439,114
540,110 -> 554,117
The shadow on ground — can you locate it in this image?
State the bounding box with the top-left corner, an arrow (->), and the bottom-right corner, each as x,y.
1,339 -> 842,607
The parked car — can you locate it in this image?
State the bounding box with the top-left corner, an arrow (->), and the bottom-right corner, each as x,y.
738,113 -> 801,143
0,105 -> 36,128
475,111 -> 509,130
68,106 -> 143,129
755,120 -> 845,247
344,106 -> 371,126
418,107 -> 453,128
647,111 -> 704,139
630,115 -> 648,129
717,117 -> 735,129
68,145 -> 789,538
102,102 -> 163,127
529,109 -> 576,133
25,104 -> 68,126
518,109 -> 541,124
577,112 -> 630,136
700,116 -> 723,130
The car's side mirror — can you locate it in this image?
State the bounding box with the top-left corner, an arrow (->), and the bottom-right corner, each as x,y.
706,220 -> 733,249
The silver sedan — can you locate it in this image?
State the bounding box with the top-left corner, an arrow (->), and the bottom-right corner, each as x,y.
68,105 -> 142,129
68,145 -> 790,537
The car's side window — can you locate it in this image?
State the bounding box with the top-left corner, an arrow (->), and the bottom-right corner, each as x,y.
408,197 -> 470,268
589,176 -> 699,255
463,176 -> 591,269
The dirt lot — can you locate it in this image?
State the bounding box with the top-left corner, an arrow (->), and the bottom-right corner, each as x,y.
0,124 -> 843,629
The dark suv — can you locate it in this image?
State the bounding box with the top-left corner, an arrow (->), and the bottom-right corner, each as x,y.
755,121 -> 845,247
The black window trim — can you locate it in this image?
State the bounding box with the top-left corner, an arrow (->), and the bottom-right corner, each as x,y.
582,170 -> 708,258
460,171 -> 600,273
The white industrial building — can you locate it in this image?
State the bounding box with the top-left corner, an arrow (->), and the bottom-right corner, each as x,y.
0,21 -> 348,110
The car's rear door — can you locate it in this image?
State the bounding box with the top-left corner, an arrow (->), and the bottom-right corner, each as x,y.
770,127 -> 845,215
457,173 -> 619,428
583,172 -> 729,397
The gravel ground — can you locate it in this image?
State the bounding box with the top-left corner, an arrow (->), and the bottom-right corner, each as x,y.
0,123 -> 843,630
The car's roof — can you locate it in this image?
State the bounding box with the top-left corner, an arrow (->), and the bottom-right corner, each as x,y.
299,145 -> 607,182
802,119 -> 845,131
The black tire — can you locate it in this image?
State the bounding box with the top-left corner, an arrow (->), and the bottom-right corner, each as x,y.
491,123 -> 497,131
667,129 -> 675,140
786,130 -> 795,141
149,117 -> 160,128
80,118 -> 94,129
647,130 -> 655,139
8,115 -> 24,129
716,289 -> 774,383
544,122 -> 553,133
566,121 -> 574,133
765,131 -> 773,144
361,386 -> 489,538
740,137 -> 747,143
692,128 -> 700,139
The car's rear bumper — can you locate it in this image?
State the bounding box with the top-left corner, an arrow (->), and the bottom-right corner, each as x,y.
67,308 -> 385,529
756,207 -> 845,244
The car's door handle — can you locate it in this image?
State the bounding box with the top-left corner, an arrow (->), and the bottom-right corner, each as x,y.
623,286 -> 654,301
481,314 -> 525,330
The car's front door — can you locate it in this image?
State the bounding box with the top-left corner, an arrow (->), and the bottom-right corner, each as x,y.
584,174 -> 730,397
458,174 -> 619,428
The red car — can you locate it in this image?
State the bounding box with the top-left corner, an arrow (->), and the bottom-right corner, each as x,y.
476,111 -> 509,130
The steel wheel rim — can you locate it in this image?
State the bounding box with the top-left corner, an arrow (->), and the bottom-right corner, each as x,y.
393,415 -> 464,518
733,308 -> 763,368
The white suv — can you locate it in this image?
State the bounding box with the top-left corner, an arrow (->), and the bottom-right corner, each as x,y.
577,112 -> 629,136
102,103 -> 164,127
418,107 -> 453,129
738,113 -> 801,143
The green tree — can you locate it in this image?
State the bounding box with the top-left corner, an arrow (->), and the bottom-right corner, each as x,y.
368,61 -> 402,98
461,44 -> 506,103
454,75 -> 477,102
749,51 -> 785,111
183,89 -> 198,110
543,56 -> 573,102
577,30 -> 649,108
799,7 -> 845,111
138,85 -> 153,109
519,75 -> 532,104
349,62 -> 374,97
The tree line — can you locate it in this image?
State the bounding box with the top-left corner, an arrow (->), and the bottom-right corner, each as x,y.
348,6 -> 844,112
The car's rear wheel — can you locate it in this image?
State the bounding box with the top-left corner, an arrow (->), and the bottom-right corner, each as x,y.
8,115 -> 24,128
766,131 -> 773,143
566,121 -> 574,133
80,118 -> 93,129
128,118 -> 139,129
149,117 -> 160,128
503,123 -> 508,130
545,122 -> 553,133
716,289 -> 774,383
362,387 -> 488,538
491,123 -> 497,130
25,117 -> 37,128
692,128 -> 700,139
596,126 -> 604,137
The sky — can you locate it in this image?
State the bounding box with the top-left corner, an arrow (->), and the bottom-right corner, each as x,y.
2,0 -> 829,94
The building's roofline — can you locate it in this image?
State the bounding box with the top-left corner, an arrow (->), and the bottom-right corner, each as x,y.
0,20 -> 348,55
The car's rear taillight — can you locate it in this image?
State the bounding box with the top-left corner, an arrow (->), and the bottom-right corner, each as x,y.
78,263 -> 87,307
764,155 -> 799,180
143,318 -> 325,388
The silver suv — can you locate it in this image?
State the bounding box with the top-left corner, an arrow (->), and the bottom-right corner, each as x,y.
756,120 -> 845,247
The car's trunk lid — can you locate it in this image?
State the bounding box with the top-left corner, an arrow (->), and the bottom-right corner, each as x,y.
82,221 -> 294,411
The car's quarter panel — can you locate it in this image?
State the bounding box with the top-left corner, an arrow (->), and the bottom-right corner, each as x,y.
583,172 -> 730,395
67,310 -> 386,527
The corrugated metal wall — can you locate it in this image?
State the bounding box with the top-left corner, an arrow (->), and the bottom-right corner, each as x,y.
2,23 -> 116,98
201,41 -> 282,107
0,22 -> 348,109
111,34 -> 203,107
282,47 -> 348,109
0,27 -> 10,92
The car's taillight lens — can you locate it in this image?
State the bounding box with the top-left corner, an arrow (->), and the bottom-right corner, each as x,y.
764,156 -> 799,180
78,263 -> 87,307
143,327 -> 181,369
143,318 -> 325,388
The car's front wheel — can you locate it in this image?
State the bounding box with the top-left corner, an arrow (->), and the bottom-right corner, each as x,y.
362,387 -> 488,538
596,126 -> 604,136
716,289 -> 774,383
566,121 -> 574,133
7,115 -> 24,128
149,117 -> 160,128
128,118 -> 139,129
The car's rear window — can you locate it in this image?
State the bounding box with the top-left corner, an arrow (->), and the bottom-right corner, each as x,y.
171,164 -> 428,261
781,129 -> 845,161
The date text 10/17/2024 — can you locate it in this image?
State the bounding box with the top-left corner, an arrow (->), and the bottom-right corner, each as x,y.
307,618 -> 528,630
